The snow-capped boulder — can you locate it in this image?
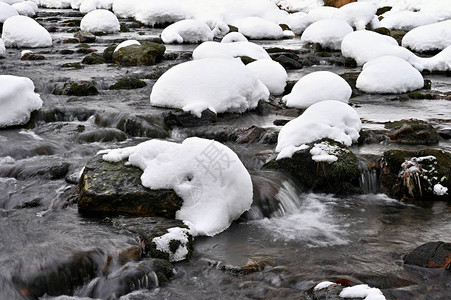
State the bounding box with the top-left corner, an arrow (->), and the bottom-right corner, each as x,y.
161,19 -> 214,44
114,40 -> 140,52
402,20 -> 451,53
0,75 -> 43,128
112,0 -> 139,18
101,137 -> 253,236
283,71 -> 351,109
380,11 -> 434,31
135,0 -> 189,27
282,7 -> 337,35
23,1 -> 39,12
38,0 -> 71,8
192,41 -> 270,60
245,60 -> 287,95
422,46 -> 451,72
2,15 -> 52,48
238,17 -> 283,40
341,30 -> 422,69
221,32 -> 248,43
150,58 -> 269,117
0,2 -> 18,23
337,2 -> 377,30
301,19 -> 353,50
80,9 -> 120,33
11,2 -> 35,17
79,0 -> 114,14
356,56 -> 424,94
0,39 -> 5,57
276,100 -> 361,160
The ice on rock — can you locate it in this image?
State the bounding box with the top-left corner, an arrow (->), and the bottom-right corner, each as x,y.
283,71 -> 351,109
114,40 -> 140,53
2,15 -> 52,48
192,41 -> 271,60
238,17 -> 283,40
11,2 -> 36,17
339,284 -> 386,300
101,137 -> 254,236
0,39 -> 5,57
0,75 -> 43,128
356,56 -> 424,94
0,2 -> 18,23
135,0 -> 189,27
221,32 -> 248,43
161,19 -> 214,44
341,30 -> 422,69
276,100 -> 361,160
150,58 -> 269,117
337,2 -> 377,30
80,9 -> 120,33
402,20 -> 451,53
245,59 -> 287,95
301,19 -> 353,50
380,11 -> 435,31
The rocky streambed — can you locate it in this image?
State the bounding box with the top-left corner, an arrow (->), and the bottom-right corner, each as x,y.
0,8 -> 450,300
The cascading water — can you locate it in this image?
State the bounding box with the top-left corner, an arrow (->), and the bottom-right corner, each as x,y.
357,156 -> 380,194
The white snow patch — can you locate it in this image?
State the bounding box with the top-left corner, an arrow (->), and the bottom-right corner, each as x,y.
193,41 -> 271,60
0,2 -> 18,23
314,281 -> 336,291
37,0 -> 71,9
114,40 -> 140,53
238,17 -> 283,40
11,2 -> 36,17
221,32 -> 248,43
152,226 -> 191,262
340,284 -> 386,300
356,56 -> 424,94
150,58 -> 269,117
80,9 -> 120,33
276,100 -> 361,160
310,141 -> 345,163
402,20 -> 451,53
380,11 -> 435,31
101,137 -> 253,236
0,39 -> 5,57
433,184 -> 448,196
161,19 -> 214,44
283,71 -> 351,109
245,59 -> 287,95
337,2 -> 377,30
0,75 -> 43,128
79,0 -> 114,14
421,46 -> 451,72
135,0 -> 189,27
301,19 -> 353,50
2,15 -> 52,48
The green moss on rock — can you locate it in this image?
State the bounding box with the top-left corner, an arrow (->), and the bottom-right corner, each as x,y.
62,81 -> 99,96
112,42 -> 166,66
109,77 -> 147,90
82,54 -> 106,65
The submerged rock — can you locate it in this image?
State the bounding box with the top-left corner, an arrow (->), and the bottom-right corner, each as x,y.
78,155 -> 183,217
116,114 -> 168,139
385,119 -> 440,145
112,42 -> 165,66
404,241 -> 451,269
74,30 -> 96,43
77,128 -> 127,143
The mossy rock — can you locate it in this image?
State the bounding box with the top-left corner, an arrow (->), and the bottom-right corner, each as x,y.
79,155 -> 183,217
390,30 -> 407,45
374,27 -> 391,36
74,30 -> 96,43
404,241 -> 451,269
385,119 -> 440,145
102,43 -> 118,63
376,6 -> 392,16
109,77 -> 147,90
163,109 -> 217,129
60,49 -> 75,55
61,81 -> 98,96
228,25 -> 238,32
279,23 -> 290,31
264,139 -> 362,195
112,42 -> 166,66
381,149 -> 451,201
61,62 -> 83,69
21,53 -> 46,60
82,54 -> 105,65
407,92 -> 436,99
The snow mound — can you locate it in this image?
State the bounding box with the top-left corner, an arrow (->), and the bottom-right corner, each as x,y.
337,2 -> 377,30
380,11 -> 434,31
161,19 -> 214,44
245,59 -> 287,95
150,58 -> 269,117
0,75 -> 43,128
356,56 -> 424,94
283,7 -> 337,35
2,15 -> 52,48
112,0 -> 139,18
11,2 -> 35,17
37,0 -> 71,9
0,39 -> 5,57
114,40 -> 140,53
421,46 -> 451,72
402,20 -> 451,53
340,284 -> 386,300
221,32 -> 248,43
80,9 -> 120,33
276,100 -> 361,160
192,41 -> 270,60
23,1 -> 39,12
301,19 -> 353,50
79,0 -> 113,14
341,30 -> 422,69
135,0 -> 189,27
0,2 -> 18,23
101,137 -> 253,236
273,0 -> 323,13
283,71 -> 351,109
238,17 -> 283,40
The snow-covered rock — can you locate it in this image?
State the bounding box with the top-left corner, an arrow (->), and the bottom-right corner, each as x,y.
433,183 -> 448,196
152,227 -> 192,262
0,2 -> 18,23
245,59 -> 287,95
23,1 -> 39,12
114,40 -> 140,52
79,0 -> 113,14
80,9 -> 120,33
161,19 -> 214,44
238,17 -> 283,40
112,0 -> 139,18
221,32 -> 248,43
192,41 -> 271,60
101,137 -> 253,236
283,71 -> 352,109
380,11 -> 434,31
337,2 -> 377,30
273,0 -> 323,13
276,100 -> 361,160
301,19 -> 353,50
0,75 -> 43,128
421,46 -> 451,72
135,0 -> 189,27
150,58 -> 269,117
402,20 -> 451,53
340,284 -> 386,300
11,2 -> 35,17
2,15 -> 52,48
38,0 -> 71,9
314,281 -> 336,291
283,7 -> 337,35
341,30 -> 422,69
356,56 -> 424,94
0,39 -> 5,57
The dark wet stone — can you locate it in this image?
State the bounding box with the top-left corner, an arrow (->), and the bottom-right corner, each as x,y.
0,160 -> 69,181
61,62 -> 83,69
82,54 -> 106,65
240,56 -> 256,65
102,43 -> 118,63
438,129 -> 451,139
63,38 -> 79,44
311,283 -> 343,300
50,163 -> 70,179
21,53 -> 46,61
109,77 -> 147,90
357,129 -> 389,144
228,25 -> 238,32
112,42 -> 166,66
74,30 -> 96,43
404,241 -> 451,269
324,0 -> 356,8
76,47 -> 97,54
14,198 -> 42,209
236,126 -> 266,143
77,128 -> 127,143
283,80 -> 296,95
163,109 -> 217,129
65,171 -> 81,184
116,114 -> 168,139
385,119 -> 440,145
145,64 -> 176,80
374,27 -> 391,36
62,19 -> 81,27
423,79 -> 432,90
344,57 -> 357,68
407,92 -> 437,99
78,155 -> 183,217
340,72 -> 361,97
273,54 -> 303,69
264,139 -> 362,195
390,30 -> 407,45
60,49 -> 74,55
58,81 -> 99,96
376,6 -> 392,15
273,119 -> 290,126
381,149 -> 451,200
